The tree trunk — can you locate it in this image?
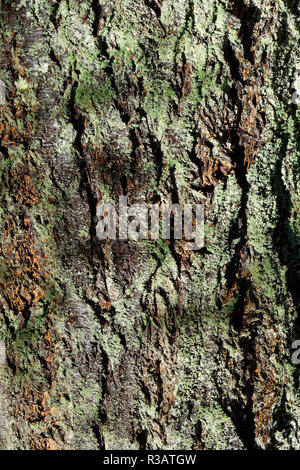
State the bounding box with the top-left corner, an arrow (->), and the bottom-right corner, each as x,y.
0,0 -> 299,450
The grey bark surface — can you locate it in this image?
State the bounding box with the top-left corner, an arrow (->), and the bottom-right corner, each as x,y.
0,0 -> 299,450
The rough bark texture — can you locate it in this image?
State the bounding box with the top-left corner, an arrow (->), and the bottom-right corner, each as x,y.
0,0 -> 299,450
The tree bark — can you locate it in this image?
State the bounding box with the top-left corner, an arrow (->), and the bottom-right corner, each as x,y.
0,0 -> 299,450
